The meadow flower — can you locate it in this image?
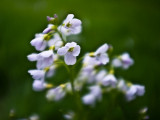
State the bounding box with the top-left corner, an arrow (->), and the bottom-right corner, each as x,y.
101,74 -> 117,87
28,70 -> 45,80
112,53 -> 134,69
30,34 -> 48,51
57,42 -> 80,65
48,33 -> 63,50
43,24 -> 56,34
46,86 -> 66,101
89,44 -> 109,65
59,14 -> 82,35
82,85 -> 102,105
36,50 -> 54,69
32,80 -> 46,91
126,84 -> 145,101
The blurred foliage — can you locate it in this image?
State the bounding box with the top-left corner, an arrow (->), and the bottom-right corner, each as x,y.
0,0 -> 160,119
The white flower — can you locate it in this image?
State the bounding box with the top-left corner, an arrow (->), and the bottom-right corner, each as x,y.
101,74 -> 117,87
89,44 -> 109,65
95,70 -> 107,83
82,94 -> 96,105
64,111 -> 75,120
43,24 -> 56,34
36,50 -> 54,69
82,85 -> 102,105
48,33 -> 63,50
59,14 -> 82,36
32,80 -> 46,91
27,53 -> 38,61
30,34 -> 47,51
57,42 -> 80,65
126,84 -> 145,101
46,86 -> 66,101
117,79 -> 128,92
112,53 -> 134,69
46,65 -> 55,78
28,70 -> 45,80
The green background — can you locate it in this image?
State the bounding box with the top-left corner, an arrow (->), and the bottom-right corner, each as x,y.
0,0 -> 160,119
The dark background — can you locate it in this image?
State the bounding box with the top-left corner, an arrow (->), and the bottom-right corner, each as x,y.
0,0 -> 160,119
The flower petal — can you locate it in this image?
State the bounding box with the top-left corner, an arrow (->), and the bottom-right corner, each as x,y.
99,53 -> 109,64
64,52 -> 76,65
65,42 -> 77,48
95,43 -> 108,55
57,46 -> 69,55
27,53 -> 38,61
28,70 -> 45,80
32,80 -> 45,91
72,45 -> 80,56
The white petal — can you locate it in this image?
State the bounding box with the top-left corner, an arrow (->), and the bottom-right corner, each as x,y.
102,74 -> 117,87
63,14 -> 74,24
28,70 -> 45,80
82,94 -> 95,105
57,46 -> 69,55
72,45 -> 80,56
39,50 -> 53,58
70,19 -> 82,27
64,52 -> 76,65
65,42 -> 77,48
30,38 -> 47,51
99,53 -> 109,64
32,80 -> 45,91
95,44 -> 108,55
27,53 -> 38,61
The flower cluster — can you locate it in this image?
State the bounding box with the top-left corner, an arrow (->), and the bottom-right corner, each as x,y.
27,13 -> 146,119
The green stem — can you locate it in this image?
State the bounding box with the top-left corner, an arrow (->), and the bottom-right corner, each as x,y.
56,28 -> 66,44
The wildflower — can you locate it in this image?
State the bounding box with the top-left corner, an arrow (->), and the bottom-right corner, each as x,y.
43,24 -> 57,34
126,84 -> 145,101
32,80 -> 46,91
82,85 -> 102,105
64,111 -> 75,120
112,53 -> 134,69
48,33 -> 63,50
28,70 -> 45,80
36,50 -> 54,69
46,86 -> 66,101
30,34 -> 48,51
27,53 -> 38,61
101,74 -> 117,87
59,14 -> 82,35
57,42 -> 80,65
89,44 -> 109,65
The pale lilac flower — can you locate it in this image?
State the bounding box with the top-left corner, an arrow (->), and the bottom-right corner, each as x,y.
82,85 -> 102,105
88,44 -> 109,65
101,74 -> 117,87
30,34 -> 47,51
46,86 -> 66,101
117,79 -> 128,92
28,70 -> 45,80
57,42 -> 80,65
95,70 -> 107,83
46,65 -> 55,78
126,84 -> 145,101
27,53 -> 38,61
82,94 -> 96,105
32,80 -> 46,91
43,24 -> 56,34
112,53 -> 134,69
36,50 -> 54,69
59,14 -> 82,36
48,33 -> 63,50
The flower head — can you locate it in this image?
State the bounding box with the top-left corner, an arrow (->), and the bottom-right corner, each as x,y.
30,34 -> 48,51
59,14 -> 82,36
57,42 -> 80,65
89,44 -> 109,65
112,53 -> 134,69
